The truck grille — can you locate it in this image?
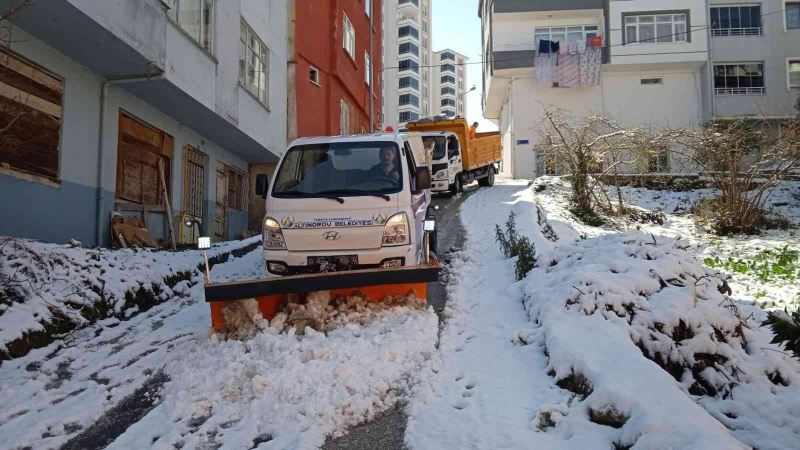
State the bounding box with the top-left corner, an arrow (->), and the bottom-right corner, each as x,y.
432,163 -> 448,174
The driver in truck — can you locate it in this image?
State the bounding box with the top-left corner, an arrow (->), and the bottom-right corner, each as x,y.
367,145 -> 400,183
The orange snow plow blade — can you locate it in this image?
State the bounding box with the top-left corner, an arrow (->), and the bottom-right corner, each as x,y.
205,261 -> 440,332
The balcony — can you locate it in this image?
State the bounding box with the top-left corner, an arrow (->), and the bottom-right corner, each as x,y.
711,27 -> 762,37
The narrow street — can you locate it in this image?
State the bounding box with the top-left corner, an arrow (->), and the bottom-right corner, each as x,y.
324,187 -> 477,450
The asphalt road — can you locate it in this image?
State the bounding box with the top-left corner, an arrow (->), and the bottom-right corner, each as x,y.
323,187 -> 475,450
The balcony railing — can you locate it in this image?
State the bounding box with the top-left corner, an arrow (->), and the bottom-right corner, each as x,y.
715,87 -> 765,95
711,27 -> 763,37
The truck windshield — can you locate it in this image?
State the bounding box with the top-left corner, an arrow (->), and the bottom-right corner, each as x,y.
424,136 -> 447,160
272,142 -> 404,198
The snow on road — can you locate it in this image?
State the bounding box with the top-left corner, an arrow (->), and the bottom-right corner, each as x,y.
1,244 -> 438,450
407,180 -> 800,450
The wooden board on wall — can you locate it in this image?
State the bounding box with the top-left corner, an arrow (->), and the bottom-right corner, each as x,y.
115,112 -> 173,206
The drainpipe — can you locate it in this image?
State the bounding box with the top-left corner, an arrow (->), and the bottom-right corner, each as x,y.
705,0 -> 715,123
368,0 -> 374,131
95,69 -> 165,247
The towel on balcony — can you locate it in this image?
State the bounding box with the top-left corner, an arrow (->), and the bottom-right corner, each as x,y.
577,39 -> 587,53
538,39 -> 552,54
567,40 -> 578,54
559,53 -> 581,87
579,47 -> 602,86
588,35 -> 603,48
534,53 -> 557,85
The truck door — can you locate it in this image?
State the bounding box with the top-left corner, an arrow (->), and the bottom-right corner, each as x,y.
404,141 -> 427,263
447,135 -> 462,180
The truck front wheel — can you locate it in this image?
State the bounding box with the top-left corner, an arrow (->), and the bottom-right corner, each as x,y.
449,175 -> 463,195
478,166 -> 496,187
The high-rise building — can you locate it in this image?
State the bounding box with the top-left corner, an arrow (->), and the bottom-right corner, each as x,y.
432,49 -> 469,119
382,0 -> 434,128
290,0 -> 382,139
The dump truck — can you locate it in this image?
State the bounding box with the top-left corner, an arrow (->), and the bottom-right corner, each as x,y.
405,117 -> 502,194
203,133 -> 440,331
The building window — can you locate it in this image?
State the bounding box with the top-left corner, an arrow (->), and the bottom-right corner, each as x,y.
398,25 -> 419,39
440,63 -> 455,73
399,42 -> 420,56
227,167 -> 247,211
240,20 -> 269,106
399,76 -> 420,90
441,109 -> 455,118
399,59 -> 420,74
343,13 -> 355,58
364,52 -> 371,85
534,25 -> 599,50
640,77 -> 664,85
789,59 -> 800,88
399,93 -> 420,107
441,75 -> 455,84
399,0 -> 419,6
648,149 -> 670,173
441,86 -> 455,95
711,5 -> 762,36
365,0 -> 371,17
440,51 -> 455,61
788,2 -> 800,29
166,0 -> 215,53
182,146 -> 205,218
441,98 -> 456,107
399,111 -> 419,122
116,113 -> 173,207
714,63 -> 765,95
340,99 -> 351,134
309,66 -> 321,85
624,13 -> 688,44
0,48 -> 63,182
458,101 -> 464,111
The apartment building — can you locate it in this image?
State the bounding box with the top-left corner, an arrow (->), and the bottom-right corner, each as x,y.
291,0 -> 382,138
432,49 -> 469,118
382,0 -> 434,128
480,0 -> 800,179
0,0 -> 288,245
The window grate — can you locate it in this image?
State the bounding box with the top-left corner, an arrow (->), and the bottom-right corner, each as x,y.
714,87 -> 765,95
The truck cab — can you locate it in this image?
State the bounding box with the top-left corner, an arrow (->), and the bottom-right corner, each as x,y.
424,132 -> 463,193
254,133 -> 435,277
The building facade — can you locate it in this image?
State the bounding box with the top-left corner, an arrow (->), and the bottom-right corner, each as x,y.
291,0 -> 382,139
0,0 -> 288,245
382,0 -> 434,128
480,0 -> 800,179
432,49 -> 469,118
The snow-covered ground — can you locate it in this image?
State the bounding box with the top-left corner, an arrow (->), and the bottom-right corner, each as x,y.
407,179 -> 800,450
0,243 -> 438,449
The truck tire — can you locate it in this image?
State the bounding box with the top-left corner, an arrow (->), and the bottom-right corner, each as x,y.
478,166 -> 495,187
449,175 -> 463,196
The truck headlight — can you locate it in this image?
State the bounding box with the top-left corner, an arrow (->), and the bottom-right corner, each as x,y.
382,213 -> 409,246
263,217 -> 286,250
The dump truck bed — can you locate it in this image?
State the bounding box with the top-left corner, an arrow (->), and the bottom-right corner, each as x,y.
405,118 -> 501,171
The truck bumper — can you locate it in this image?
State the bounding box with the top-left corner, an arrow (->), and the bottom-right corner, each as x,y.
431,181 -> 450,191
262,245 -> 416,276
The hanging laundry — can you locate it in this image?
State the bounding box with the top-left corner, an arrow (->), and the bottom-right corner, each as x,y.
588,35 -> 603,48
567,40 -> 578,54
559,53 -> 581,87
577,39 -> 587,53
538,39 -> 551,54
579,47 -> 602,86
534,53 -> 557,85
559,41 -> 568,55
550,40 -> 560,54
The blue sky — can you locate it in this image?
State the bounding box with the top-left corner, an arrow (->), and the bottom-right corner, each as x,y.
431,0 -> 498,131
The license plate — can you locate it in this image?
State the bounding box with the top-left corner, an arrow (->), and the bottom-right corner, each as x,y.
307,255 -> 359,271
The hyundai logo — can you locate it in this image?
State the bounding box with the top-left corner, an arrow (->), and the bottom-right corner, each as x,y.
322,231 -> 340,241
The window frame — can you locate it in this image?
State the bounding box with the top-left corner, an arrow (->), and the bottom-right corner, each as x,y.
713,62 -> 766,95
339,99 -> 351,135
239,19 -> 270,108
364,52 -> 371,86
343,13 -> 356,59
398,58 -> 420,74
309,65 -> 321,86
787,57 -> 800,89
365,0 -> 371,17
534,25 -> 600,51
398,75 -> 420,90
622,11 -> 690,45
166,0 -> 216,55
710,5 -> 763,37
399,111 -> 419,123
441,74 -> 456,85
399,42 -> 420,57
399,93 -> 420,107
786,2 -> 800,30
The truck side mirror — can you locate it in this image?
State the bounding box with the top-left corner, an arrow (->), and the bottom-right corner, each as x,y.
414,166 -> 431,192
255,173 -> 269,198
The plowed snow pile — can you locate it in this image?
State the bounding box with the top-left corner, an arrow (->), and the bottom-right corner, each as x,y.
109,295 -> 438,450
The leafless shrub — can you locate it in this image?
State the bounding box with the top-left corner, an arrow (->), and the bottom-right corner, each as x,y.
536,107 -> 667,222
667,105 -> 800,235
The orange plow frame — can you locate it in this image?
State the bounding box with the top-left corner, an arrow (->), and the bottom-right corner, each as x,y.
205,262 -> 439,332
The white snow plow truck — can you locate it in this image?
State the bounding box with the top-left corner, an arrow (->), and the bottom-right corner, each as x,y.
204,133 -> 440,331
